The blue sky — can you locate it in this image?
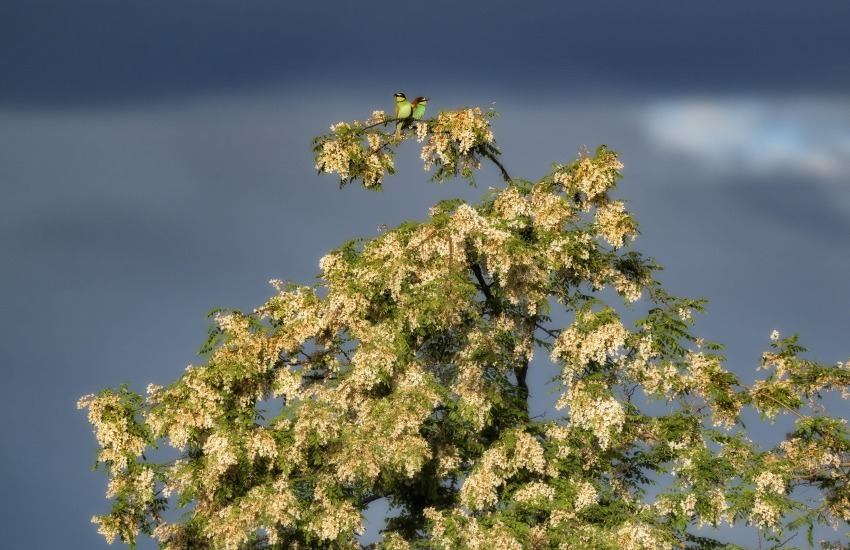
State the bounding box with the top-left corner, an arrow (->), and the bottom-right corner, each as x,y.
2,1 -> 849,547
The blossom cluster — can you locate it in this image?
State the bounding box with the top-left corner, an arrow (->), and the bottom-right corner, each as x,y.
551,309 -> 629,379
313,123 -> 395,188
553,147 -> 624,209
420,107 -> 497,180
558,380 -> 626,450
77,392 -> 147,471
751,470 -> 786,528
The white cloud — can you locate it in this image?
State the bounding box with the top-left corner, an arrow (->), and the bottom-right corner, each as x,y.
641,97 -> 850,180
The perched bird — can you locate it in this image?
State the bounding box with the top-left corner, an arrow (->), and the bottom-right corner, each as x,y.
411,97 -> 430,120
394,92 -> 412,139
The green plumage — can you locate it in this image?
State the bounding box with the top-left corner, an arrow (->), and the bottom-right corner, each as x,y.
394,92 -> 412,139
412,97 -> 429,120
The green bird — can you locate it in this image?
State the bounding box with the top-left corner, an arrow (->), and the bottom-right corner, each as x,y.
411,96 -> 430,120
394,92 -> 412,139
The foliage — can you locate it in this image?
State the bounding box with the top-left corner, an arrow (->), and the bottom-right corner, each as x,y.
80,103 -> 850,549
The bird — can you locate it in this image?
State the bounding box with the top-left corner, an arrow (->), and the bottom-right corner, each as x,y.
394,92 -> 413,139
411,97 -> 430,120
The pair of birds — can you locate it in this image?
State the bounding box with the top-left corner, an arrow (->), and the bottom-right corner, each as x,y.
394,92 -> 429,138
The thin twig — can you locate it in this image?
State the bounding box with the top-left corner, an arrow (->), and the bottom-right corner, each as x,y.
361,116 -> 432,132
737,383 -> 806,420
535,322 -> 561,340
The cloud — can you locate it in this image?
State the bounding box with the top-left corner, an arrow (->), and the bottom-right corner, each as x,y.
641,97 -> 850,180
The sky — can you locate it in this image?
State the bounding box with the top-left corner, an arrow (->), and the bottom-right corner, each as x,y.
1,1 -> 849,547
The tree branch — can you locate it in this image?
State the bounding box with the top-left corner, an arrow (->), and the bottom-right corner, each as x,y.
362,493 -> 389,506
534,322 -> 561,340
471,262 -> 500,316
794,463 -> 850,480
483,151 -> 512,183
737,383 -> 806,420
516,360 -> 529,404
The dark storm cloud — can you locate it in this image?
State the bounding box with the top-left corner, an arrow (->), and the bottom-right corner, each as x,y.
2,0 -> 850,107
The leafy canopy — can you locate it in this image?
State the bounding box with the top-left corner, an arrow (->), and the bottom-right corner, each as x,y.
80,103 -> 850,549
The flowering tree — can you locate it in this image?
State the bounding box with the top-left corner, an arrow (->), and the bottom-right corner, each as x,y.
80,105 -> 850,549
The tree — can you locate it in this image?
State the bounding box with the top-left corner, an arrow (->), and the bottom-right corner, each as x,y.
79,104 -> 850,549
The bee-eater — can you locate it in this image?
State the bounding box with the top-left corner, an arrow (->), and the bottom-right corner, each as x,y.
411,97 -> 430,120
394,92 -> 412,139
